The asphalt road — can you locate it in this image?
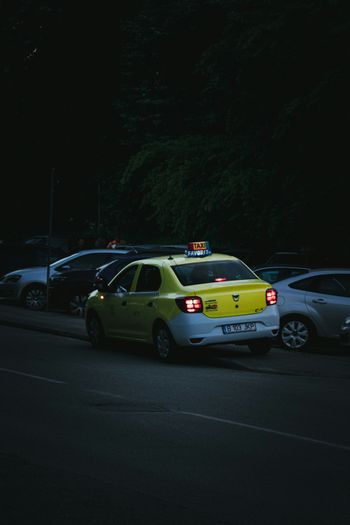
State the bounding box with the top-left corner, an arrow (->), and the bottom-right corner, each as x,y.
1,324 -> 350,524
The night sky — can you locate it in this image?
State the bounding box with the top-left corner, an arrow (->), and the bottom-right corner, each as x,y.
1,3 -> 120,238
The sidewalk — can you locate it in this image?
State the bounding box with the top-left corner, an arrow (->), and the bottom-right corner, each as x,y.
0,302 -> 87,340
0,302 -> 349,379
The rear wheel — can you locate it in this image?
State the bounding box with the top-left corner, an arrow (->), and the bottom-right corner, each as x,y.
248,339 -> 272,354
22,285 -> 46,311
86,312 -> 106,349
154,324 -> 178,361
68,294 -> 88,317
280,316 -> 314,351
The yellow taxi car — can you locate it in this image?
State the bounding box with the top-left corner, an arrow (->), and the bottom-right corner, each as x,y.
85,242 -> 279,360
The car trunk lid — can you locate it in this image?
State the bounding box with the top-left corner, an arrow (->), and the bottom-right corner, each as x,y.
191,280 -> 269,318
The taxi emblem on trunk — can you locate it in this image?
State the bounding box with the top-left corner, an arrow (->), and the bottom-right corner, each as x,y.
232,293 -> 240,302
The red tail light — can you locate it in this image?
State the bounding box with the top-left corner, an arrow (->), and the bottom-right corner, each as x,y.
266,288 -> 278,305
176,296 -> 203,313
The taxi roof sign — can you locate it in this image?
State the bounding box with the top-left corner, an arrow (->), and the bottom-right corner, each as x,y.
185,241 -> 212,258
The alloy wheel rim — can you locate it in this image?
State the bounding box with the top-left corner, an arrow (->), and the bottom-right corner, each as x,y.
69,295 -> 87,317
26,288 -> 46,310
282,320 -> 309,350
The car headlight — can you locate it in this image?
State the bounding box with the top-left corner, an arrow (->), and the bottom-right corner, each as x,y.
4,274 -> 22,283
340,316 -> 350,333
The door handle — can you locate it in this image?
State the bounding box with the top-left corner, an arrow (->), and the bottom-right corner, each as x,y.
312,298 -> 327,304
147,301 -> 153,307
122,300 -> 127,306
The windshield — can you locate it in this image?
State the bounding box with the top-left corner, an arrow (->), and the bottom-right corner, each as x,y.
172,260 -> 257,286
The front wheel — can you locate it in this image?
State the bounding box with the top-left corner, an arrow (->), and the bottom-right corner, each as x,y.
248,339 -> 272,354
23,285 -> 46,311
154,324 -> 178,361
86,312 -> 106,349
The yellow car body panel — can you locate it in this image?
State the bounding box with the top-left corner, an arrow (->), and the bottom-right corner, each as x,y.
190,281 -> 269,318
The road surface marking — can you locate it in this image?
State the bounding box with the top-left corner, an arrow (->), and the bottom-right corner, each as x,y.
1,369 -> 349,452
0,367 -> 65,384
85,388 -> 130,400
178,411 -> 350,452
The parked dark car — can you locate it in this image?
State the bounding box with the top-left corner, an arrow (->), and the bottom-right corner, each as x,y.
49,246 -> 185,316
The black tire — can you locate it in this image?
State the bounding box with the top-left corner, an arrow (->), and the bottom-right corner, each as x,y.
86,312 -> 106,349
153,323 -> 178,361
22,284 -> 46,311
68,294 -> 88,317
280,316 -> 315,351
248,339 -> 272,355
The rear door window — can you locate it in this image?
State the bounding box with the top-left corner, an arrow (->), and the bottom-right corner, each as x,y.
290,274 -> 350,297
289,277 -> 317,291
136,265 -> 162,292
311,276 -> 346,296
334,275 -> 350,296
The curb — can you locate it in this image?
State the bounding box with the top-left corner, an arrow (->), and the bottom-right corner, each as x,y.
0,319 -> 88,341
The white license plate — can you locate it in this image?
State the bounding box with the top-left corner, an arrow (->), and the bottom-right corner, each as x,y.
222,322 -> 256,335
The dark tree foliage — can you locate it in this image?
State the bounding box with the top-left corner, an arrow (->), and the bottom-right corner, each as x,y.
113,0 -> 350,252
1,1 -> 349,252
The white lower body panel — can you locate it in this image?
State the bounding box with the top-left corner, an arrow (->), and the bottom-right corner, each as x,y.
168,306 -> 279,346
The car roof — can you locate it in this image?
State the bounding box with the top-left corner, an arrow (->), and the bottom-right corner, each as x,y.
97,250 -> 186,268
50,248 -> 133,268
70,249 -> 132,254
2,248 -> 134,275
274,267 -> 350,286
118,253 -> 239,267
59,248 -> 134,262
131,244 -> 186,251
254,264 -> 311,270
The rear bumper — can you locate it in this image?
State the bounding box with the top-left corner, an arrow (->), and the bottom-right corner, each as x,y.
168,306 -> 280,346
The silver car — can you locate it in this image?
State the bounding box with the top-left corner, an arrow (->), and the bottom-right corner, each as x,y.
0,249 -> 132,311
274,269 -> 350,350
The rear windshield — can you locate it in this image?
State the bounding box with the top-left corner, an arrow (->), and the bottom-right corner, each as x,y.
172,260 -> 257,286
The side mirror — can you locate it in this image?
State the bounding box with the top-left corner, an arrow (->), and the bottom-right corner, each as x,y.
57,264 -> 71,272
